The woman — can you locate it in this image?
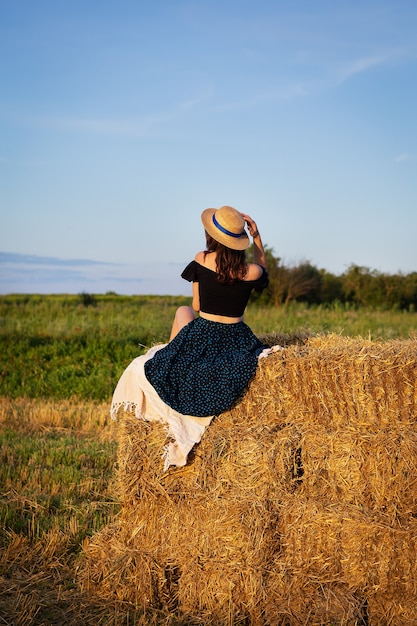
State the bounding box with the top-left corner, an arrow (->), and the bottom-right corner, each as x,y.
144,205 -> 269,417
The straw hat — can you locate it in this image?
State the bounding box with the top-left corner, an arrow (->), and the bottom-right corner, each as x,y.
201,206 -> 250,250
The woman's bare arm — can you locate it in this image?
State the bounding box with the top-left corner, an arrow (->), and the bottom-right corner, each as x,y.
192,281 -> 200,312
241,213 -> 267,269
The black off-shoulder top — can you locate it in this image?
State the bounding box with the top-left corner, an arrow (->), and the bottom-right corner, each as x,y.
181,260 -> 268,317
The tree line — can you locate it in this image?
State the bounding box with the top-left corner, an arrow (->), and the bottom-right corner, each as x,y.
251,246 -> 417,310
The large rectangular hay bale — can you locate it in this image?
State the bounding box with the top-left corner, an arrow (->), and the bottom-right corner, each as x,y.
79,335 -> 417,625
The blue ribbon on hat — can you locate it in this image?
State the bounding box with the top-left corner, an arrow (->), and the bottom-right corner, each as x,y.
212,214 -> 244,238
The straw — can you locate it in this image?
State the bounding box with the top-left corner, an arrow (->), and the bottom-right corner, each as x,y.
79,334 -> 417,624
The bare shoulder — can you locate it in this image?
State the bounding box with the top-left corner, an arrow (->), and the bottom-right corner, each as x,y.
195,250 -> 218,271
245,263 -> 264,281
194,251 -> 206,264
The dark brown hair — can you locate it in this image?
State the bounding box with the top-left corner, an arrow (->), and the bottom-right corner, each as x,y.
204,233 -> 247,284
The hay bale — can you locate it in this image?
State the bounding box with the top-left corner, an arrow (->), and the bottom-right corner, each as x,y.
78,335 -> 417,625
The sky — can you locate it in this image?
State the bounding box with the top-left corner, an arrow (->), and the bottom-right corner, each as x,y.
1,0 -> 416,295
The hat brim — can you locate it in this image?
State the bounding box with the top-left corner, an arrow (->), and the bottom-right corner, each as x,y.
201,208 -> 250,251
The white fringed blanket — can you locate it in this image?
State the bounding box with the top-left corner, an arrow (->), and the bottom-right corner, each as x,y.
110,345 -> 214,470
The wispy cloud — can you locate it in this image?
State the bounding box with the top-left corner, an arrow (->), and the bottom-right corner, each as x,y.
212,82 -> 309,113
335,54 -> 388,84
38,114 -> 174,138
395,153 -> 412,162
179,87 -> 214,111
211,46 -> 410,113
5,29 -> 414,138
15,89 -> 213,138
0,252 -> 109,267
0,252 -> 189,295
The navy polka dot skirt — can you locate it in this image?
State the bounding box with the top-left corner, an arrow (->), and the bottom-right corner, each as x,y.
144,317 -> 265,417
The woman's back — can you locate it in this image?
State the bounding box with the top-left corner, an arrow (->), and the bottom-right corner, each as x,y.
184,250 -> 267,322
195,250 -> 263,281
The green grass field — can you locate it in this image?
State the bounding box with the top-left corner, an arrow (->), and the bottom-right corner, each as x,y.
1,293 -> 416,400
1,294 -> 416,623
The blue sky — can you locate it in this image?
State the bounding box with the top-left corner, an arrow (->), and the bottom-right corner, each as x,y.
1,0 -> 416,295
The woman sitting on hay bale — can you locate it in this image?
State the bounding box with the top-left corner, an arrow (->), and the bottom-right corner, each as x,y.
144,205 -> 269,417
111,206 -> 272,467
